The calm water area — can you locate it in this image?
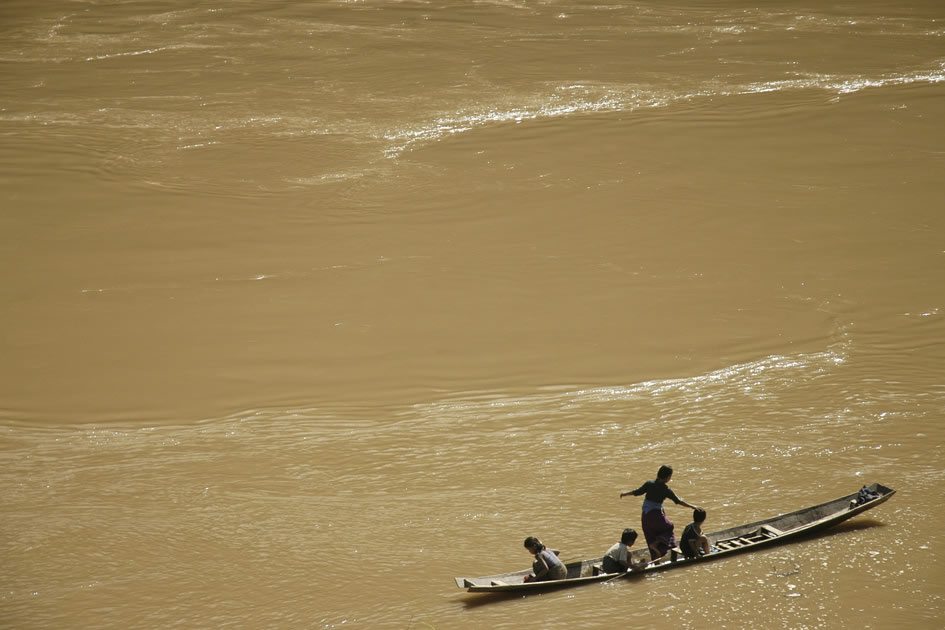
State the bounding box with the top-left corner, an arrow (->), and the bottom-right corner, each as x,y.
1,1 -> 944,628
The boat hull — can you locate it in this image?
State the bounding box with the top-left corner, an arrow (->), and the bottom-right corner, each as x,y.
455,483 -> 895,593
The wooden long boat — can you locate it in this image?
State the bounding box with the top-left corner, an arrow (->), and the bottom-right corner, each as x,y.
455,482 -> 895,593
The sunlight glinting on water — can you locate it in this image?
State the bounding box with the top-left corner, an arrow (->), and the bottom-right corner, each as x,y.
736,62 -> 945,96
382,60 -> 945,157
399,341 -> 850,438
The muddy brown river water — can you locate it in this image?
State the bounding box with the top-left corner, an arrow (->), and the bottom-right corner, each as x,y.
1,1 -> 943,628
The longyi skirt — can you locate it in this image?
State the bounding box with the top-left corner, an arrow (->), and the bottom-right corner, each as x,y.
641,508 -> 676,560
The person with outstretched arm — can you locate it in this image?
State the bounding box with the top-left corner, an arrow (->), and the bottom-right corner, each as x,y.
620,465 -> 702,561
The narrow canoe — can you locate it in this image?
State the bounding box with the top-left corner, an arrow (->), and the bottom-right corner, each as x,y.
455,482 -> 895,593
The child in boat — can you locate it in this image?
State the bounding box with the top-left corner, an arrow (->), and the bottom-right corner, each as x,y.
620,464 -> 702,561
680,508 -> 711,559
602,528 -> 650,573
523,536 -> 567,581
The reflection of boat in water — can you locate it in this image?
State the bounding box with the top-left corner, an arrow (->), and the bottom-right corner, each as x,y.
455,483 -> 895,593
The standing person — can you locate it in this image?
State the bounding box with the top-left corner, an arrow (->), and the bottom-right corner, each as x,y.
619,465 -> 702,561
523,536 -> 567,582
680,508 -> 711,559
601,528 -> 650,574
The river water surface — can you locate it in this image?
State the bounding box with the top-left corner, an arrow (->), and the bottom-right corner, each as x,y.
1,1 -> 944,628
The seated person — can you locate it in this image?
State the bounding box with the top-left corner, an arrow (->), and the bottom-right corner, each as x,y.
602,528 -> 649,573
680,508 -> 711,559
523,536 -> 567,581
